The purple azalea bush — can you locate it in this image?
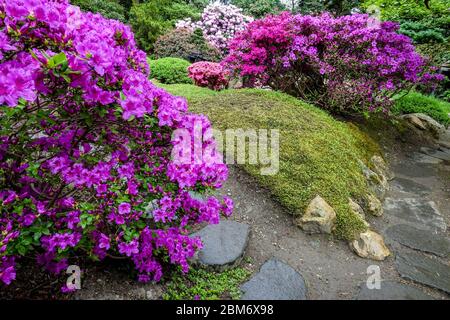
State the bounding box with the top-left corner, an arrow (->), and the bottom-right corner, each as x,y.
0,0 -> 232,288
223,12 -> 443,113
176,2 -> 253,54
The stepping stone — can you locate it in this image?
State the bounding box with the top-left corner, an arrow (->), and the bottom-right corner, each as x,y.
391,177 -> 431,195
384,198 -> 446,232
412,153 -> 443,165
240,258 -> 307,300
396,251 -> 450,294
420,147 -> 450,162
385,224 -> 450,257
356,280 -> 434,300
191,220 -> 250,270
392,163 -> 435,178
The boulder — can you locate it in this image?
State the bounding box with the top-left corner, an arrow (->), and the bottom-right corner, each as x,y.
295,195 -> 336,234
349,198 -> 369,227
350,230 -> 390,261
369,155 -> 394,181
359,160 -> 389,200
363,193 -> 383,217
400,113 -> 445,138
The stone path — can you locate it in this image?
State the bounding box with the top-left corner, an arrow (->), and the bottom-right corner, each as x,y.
376,128 -> 450,298
240,258 -> 307,300
191,220 -> 250,270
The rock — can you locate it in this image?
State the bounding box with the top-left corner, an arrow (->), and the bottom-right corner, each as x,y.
412,153 -> 443,165
191,220 -> 250,270
349,198 -> 369,227
385,224 -> 450,257
391,177 -> 431,195
240,258 -> 307,300
363,193 -> 383,217
295,195 -> 336,234
438,140 -> 450,149
369,155 -> 394,181
359,160 -> 389,200
420,147 -> 450,162
392,162 -> 435,178
396,251 -> 450,294
401,113 -> 445,137
350,230 -> 390,261
383,198 -> 446,232
356,280 -> 434,300
401,114 -> 427,131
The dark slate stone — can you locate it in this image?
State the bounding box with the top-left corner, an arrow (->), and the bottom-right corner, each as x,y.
383,198 -> 446,232
396,251 -> 450,294
385,224 -> 450,257
420,147 -> 450,162
191,220 -> 250,270
391,177 -> 431,195
356,280 -> 434,300
240,258 -> 307,300
391,163 -> 436,178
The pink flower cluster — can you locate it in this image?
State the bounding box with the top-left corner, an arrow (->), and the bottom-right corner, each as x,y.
188,62 -> 229,90
176,2 -> 253,54
0,0 -> 232,288
223,12 -> 443,113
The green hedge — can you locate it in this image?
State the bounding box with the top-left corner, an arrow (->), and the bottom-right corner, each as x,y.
149,58 -> 192,84
392,92 -> 450,125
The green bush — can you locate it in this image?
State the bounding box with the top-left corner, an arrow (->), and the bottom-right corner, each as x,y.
149,58 -> 193,84
154,28 -> 222,62
129,0 -> 200,52
392,91 -> 450,125
399,21 -> 446,44
71,0 -> 127,22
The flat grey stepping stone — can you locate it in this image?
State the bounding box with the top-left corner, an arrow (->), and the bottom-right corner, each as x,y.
420,147 -> 450,162
391,177 -> 431,195
240,258 -> 307,300
385,224 -> 450,257
384,198 -> 446,232
392,163 -> 435,178
396,251 -> 450,294
356,280 -> 434,300
191,220 -> 250,270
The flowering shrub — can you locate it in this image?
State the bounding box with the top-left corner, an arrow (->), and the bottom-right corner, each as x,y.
176,2 -> 253,54
188,62 -> 229,90
224,12 -> 443,113
0,0 -> 232,288
154,28 -> 221,63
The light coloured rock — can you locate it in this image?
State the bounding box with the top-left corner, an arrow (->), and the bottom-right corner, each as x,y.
363,193 -> 383,217
295,195 -> 336,234
401,113 -> 445,137
369,155 -> 394,181
401,114 -> 427,130
349,198 -> 369,227
350,230 -> 390,261
359,160 -> 389,200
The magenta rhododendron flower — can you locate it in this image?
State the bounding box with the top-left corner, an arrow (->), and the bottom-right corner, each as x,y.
0,0 -> 231,287
223,12 -> 443,113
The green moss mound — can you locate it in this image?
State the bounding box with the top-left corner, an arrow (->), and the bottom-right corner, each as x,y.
158,83 -> 381,240
148,58 -> 192,84
392,91 -> 450,126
